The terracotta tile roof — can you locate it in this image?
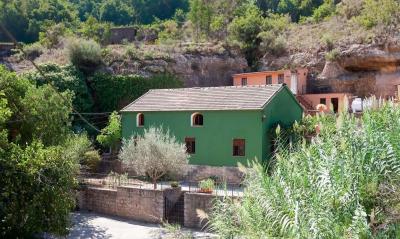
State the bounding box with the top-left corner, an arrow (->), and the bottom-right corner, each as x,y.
121,84 -> 285,112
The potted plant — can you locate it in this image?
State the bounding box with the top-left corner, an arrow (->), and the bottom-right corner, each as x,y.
199,178 -> 215,194
170,181 -> 179,188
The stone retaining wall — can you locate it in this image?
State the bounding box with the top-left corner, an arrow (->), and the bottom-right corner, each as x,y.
186,165 -> 244,184
79,186 -> 240,228
184,192 -> 216,228
80,186 -> 181,223
184,192 -> 241,228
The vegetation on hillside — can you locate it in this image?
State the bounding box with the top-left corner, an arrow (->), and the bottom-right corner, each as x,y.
2,1 -> 400,237
3,0 -> 399,70
26,63 -> 183,135
210,99 -> 400,238
0,66 -> 95,237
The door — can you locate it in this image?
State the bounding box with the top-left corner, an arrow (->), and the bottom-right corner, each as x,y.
290,74 -> 297,94
331,98 -> 339,113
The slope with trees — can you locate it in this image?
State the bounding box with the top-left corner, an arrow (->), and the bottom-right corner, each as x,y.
0,65 -> 97,237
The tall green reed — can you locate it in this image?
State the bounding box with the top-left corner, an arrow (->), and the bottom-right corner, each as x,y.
210,98 -> 400,238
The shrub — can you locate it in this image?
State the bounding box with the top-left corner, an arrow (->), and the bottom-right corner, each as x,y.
312,0 -> 336,23
25,63 -> 93,113
170,181 -> 179,188
39,23 -> 68,48
337,0 -> 364,19
0,140 -> 81,237
22,42 -> 44,60
67,38 -> 102,73
199,178 -> 215,192
107,171 -> 128,188
119,126 -> 189,189
355,0 -> 400,29
325,49 -> 340,61
322,34 -> 334,51
92,73 -> 183,112
210,100 -> 400,238
0,53 -> 95,239
124,45 -> 139,60
157,20 -> 182,43
259,32 -> 287,56
96,111 -> 121,154
82,150 -> 101,172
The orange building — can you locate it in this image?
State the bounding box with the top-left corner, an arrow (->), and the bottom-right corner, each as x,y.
233,69 -> 352,113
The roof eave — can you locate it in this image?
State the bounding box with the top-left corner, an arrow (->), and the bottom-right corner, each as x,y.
121,108 -> 264,113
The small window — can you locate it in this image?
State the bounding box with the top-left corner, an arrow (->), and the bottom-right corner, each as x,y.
278,74 -> 284,84
233,139 -> 245,156
320,98 -> 326,105
266,75 -> 272,84
191,113 -> 203,126
241,78 -> 247,86
185,137 -> 195,154
137,113 -> 144,127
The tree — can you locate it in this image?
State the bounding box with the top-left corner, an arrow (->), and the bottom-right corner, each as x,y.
97,111 -> 121,154
188,0 -> 213,40
67,38 -> 102,74
0,66 -> 92,237
119,126 -> 189,189
79,16 -> 111,43
0,0 -> 78,43
99,0 -> 134,25
0,137 -> 89,237
227,3 -> 264,67
355,0 -> 400,29
312,0 -> 336,22
0,66 -> 73,146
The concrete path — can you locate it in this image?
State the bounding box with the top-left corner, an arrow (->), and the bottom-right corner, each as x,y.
67,211 -> 215,239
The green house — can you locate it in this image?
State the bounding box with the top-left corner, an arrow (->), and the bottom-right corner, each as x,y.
121,84 -> 303,167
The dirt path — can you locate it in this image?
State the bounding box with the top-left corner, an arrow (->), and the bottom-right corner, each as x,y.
67,211 -> 215,239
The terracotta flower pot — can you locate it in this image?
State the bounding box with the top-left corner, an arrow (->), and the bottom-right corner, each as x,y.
199,188 -> 213,194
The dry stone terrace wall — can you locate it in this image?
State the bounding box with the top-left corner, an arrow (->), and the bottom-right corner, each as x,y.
80,186 -> 182,223
186,165 -> 244,184
184,192 -> 241,228
79,185 -> 241,228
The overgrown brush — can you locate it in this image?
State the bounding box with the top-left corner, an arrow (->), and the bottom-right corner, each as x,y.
210,99 -> 400,238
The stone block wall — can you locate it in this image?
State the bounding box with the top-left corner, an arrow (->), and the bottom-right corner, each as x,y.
80,186 -> 182,223
115,186 -> 164,223
184,192 -> 216,228
109,27 -> 137,44
84,187 -> 118,215
186,165 -> 244,184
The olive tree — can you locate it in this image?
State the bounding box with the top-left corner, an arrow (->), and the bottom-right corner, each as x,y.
119,126 -> 189,189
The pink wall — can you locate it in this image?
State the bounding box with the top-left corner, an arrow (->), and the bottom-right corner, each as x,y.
302,93 -> 352,112
233,71 -> 288,86
233,68 -> 309,94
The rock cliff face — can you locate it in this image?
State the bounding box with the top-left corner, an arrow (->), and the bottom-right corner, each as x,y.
3,43 -> 248,87
261,38 -> 400,98
106,45 -> 248,87
322,41 -> 400,98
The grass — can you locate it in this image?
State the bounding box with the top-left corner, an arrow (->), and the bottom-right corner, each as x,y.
210,98 -> 400,238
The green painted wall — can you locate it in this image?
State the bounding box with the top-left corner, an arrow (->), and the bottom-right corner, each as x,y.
261,87 -> 304,162
122,110 -> 263,167
121,86 -> 303,167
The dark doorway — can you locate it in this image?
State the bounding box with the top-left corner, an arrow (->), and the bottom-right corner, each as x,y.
331,98 -> 339,113
164,194 -> 184,225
